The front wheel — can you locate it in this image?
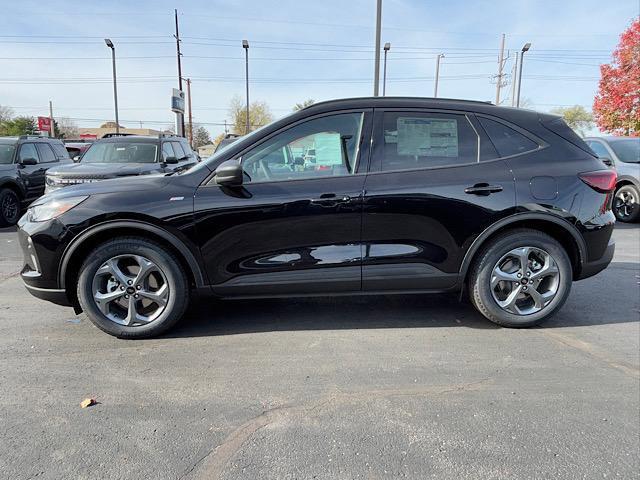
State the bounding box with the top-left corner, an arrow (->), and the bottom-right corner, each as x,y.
0,188 -> 20,227
469,229 -> 572,328
77,237 -> 189,339
613,184 -> 640,223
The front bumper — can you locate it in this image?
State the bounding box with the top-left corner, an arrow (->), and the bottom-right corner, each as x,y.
576,237 -> 615,280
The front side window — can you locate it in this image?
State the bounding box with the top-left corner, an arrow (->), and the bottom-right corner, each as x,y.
478,116 -> 539,158
36,144 -> 57,163
171,141 -> 186,158
379,112 -> 478,171
18,143 -> 39,163
242,112 -> 364,183
608,138 -> 640,164
81,142 -> 158,164
0,143 -> 16,164
162,142 -> 176,161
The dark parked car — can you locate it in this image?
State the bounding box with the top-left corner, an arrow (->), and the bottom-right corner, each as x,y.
584,136 -> 639,223
45,134 -> 198,193
0,135 -> 71,226
17,97 -> 616,338
214,133 -> 240,153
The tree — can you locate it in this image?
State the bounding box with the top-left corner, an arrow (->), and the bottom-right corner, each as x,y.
293,99 -> 315,111
551,105 -> 594,137
0,105 -> 14,124
229,95 -> 273,134
0,116 -> 37,136
54,117 -> 79,139
100,121 -> 123,129
192,126 -> 212,149
593,19 -> 640,136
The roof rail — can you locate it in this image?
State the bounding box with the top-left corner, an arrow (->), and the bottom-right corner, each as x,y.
101,133 -> 134,138
18,134 -> 46,140
158,132 -> 177,138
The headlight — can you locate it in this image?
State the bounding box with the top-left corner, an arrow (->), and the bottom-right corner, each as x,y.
26,196 -> 88,222
45,175 -> 60,187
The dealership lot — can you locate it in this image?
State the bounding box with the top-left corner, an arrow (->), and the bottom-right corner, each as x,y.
0,225 -> 638,479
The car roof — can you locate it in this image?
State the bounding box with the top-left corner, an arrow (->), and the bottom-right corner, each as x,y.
97,135 -> 164,143
0,135 -> 63,143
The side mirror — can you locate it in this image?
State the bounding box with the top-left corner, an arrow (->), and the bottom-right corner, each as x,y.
215,159 -> 243,187
164,156 -> 179,164
599,155 -> 613,166
20,157 -> 38,166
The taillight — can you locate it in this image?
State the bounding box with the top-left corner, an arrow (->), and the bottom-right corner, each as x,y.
578,170 -> 617,193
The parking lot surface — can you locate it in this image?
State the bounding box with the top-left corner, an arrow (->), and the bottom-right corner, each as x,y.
1,224 -> 638,479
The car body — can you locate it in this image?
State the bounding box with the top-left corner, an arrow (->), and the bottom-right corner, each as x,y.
63,140 -> 94,161
45,134 -> 198,193
214,133 -> 241,153
0,135 -> 71,226
17,97 -> 616,338
584,136 -> 640,222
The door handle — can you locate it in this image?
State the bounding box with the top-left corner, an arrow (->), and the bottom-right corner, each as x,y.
310,193 -> 352,206
464,183 -> 503,195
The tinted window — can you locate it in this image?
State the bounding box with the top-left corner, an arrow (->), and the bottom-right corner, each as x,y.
242,112 -> 364,183
51,143 -> 70,159
82,142 -> 158,164
0,143 -> 16,164
380,112 -> 477,171
171,141 -> 186,158
18,143 -> 39,163
586,141 -> 609,158
608,138 -> 639,164
36,143 -> 57,163
478,117 -> 538,157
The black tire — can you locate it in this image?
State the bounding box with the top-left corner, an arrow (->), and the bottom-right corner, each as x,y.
0,188 -> 21,227
77,237 -> 189,339
613,184 -> 640,223
469,229 -> 572,328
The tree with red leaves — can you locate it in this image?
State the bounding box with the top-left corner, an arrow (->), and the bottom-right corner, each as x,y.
593,19 -> 640,136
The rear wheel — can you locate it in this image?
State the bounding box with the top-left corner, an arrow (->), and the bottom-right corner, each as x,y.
613,184 -> 640,223
0,188 -> 20,227
469,229 -> 572,327
77,237 -> 189,339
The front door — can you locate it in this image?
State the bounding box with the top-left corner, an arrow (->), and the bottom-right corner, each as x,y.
16,143 -> 45,202
362,109 -> 517,291
194,110 -> 372,296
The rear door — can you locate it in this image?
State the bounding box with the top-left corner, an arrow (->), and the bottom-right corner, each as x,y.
194,110 -> 372,296
16,143 -> 45,201
361,108 -> 516,291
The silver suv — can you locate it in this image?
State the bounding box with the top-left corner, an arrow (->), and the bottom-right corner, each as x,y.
585,137 -> 640,223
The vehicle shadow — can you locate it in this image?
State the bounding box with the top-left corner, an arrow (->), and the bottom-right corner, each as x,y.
167,261 -> 639,338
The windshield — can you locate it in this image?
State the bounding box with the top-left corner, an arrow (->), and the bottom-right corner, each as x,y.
81,142 -> 158,164
0,143 -> 16,164
609,138 -> 640,164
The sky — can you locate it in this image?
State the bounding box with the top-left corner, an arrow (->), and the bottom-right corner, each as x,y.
0,0 -> 638,138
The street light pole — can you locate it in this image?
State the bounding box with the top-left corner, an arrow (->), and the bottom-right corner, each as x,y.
243,40 -> 250,134
434,53 -> 444,98
373,0 -> 382,96
104,38 -> 119,134
382,42 -> 390,96
516,42 -> 531,108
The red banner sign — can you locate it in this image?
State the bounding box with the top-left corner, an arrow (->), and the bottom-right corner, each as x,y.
38,116 -> 52,132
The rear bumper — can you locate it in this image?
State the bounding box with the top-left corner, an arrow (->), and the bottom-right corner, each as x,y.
23,283 -> 72,307
576,237 -> 615,280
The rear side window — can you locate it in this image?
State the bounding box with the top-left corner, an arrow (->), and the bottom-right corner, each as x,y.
586,141 -> 609,158
51,143 -> 70,159
379,112 -> 478,171
478,117 -> 538,157
36,143 -> 57,163
161,142 -> 175,160
171,141 -> 186,158
542,117 -> 593,154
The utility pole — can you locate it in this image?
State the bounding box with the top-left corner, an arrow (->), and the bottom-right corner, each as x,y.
495,33 -> 506,105
434,54 -> 444,98
510,53 -> 518,106
174,9 -> 185,137
186,78 -> 193,146
373,0 -> 382,96
104,39 -> 119,134
48,100 -> 54,138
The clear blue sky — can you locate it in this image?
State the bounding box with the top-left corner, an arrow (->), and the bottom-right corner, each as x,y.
1,0 -> 638,137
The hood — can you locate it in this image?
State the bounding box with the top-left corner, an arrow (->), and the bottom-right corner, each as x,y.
47,162 -> 163,178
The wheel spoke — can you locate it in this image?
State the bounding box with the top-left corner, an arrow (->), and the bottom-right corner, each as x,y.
491,266 -> 519,288
133,256 -> 157,286
97,259 -> 131,285
514,247 -> 531,272
497,284 -> 523,313
138,283 -> 168,307
530,254 -> 558,281
93,290 -> 124,314
526,287 -> 556,310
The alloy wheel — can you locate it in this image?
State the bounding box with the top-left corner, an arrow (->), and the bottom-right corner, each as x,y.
490,246 -> 560,316
614,189 -> 636,220
1,192 -> 18,223
91,254 -> 169,326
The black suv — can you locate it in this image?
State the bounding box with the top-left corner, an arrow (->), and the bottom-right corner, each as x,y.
17,97 -> 616,338
44,134 -> 198,193
0,135 -> 71,226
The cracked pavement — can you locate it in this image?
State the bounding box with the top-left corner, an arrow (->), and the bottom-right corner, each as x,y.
0,224 -> 638,479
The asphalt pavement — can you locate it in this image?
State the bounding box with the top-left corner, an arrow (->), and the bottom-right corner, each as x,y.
0,224 -> 638,479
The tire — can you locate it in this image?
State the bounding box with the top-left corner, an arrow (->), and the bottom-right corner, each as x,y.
77,237 -> 189,339
0,188 -> 21,227
613,184 -> 640,223
469,229 -> 572,328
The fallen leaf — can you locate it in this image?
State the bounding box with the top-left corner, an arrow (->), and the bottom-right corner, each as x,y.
80,398 -> 96,408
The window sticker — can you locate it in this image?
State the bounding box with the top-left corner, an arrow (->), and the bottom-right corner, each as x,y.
396,117 -> 458,157
313,132 -> 342,166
